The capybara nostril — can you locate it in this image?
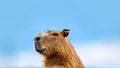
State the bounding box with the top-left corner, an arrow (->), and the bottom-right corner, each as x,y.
34,37 -> 40,41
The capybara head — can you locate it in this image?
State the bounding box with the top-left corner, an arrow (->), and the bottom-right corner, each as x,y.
34,29 -> 70,57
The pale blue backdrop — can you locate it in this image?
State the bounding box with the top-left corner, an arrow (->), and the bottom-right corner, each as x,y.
0,0 -> 120,67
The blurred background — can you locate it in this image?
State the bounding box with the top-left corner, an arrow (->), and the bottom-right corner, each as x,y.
0,0 -> 120,67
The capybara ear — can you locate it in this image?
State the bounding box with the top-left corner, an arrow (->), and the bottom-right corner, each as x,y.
62,29 -> 70,37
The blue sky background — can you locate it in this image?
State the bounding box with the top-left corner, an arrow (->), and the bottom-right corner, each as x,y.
0,0 -> 120,67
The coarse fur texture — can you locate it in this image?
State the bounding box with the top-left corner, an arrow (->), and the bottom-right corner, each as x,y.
34,29 -> 84,68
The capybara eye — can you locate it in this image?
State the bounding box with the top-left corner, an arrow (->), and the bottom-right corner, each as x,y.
52,33 -> 58,36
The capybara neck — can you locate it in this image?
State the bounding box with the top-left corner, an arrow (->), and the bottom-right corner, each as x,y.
43,38 -> 84,68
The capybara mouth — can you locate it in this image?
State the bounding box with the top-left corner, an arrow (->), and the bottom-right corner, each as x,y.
35,42 -> 46,54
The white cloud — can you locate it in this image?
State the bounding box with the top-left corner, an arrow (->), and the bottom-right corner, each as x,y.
73,41 -> 120,67
0,41 -> 120,68
19,50 -> 43,67
0,50 -> 43,67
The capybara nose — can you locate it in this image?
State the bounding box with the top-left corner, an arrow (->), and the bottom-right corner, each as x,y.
34,37 -> 40,41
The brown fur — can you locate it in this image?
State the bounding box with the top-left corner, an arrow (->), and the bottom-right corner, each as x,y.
34,29 -> 84,68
